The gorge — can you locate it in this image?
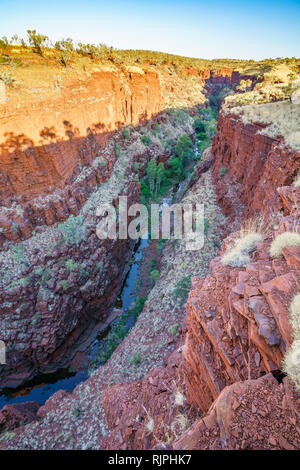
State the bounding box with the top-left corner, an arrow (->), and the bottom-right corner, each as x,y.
0,46 -> 299,450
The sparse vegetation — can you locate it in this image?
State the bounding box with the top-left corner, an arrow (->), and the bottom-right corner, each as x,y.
293,172 -> 300,187
230,101 -> 300,150
150,269 -> 160,283
219,167 -> 227,177
131,352 -> 141,366
122,128 -> 130,139
94,296 -> 147,364
222,233 -> 263,268
173,276 -> 191,299
269,231 -> 300,258
283,293 -> 300,391
0,71 -> 15,86
26,29 -> 49,56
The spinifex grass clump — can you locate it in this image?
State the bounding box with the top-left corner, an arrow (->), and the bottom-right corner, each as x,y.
283,293 -> 300,391
269,232 -> 300,258
293,172 -> 300,187
221,233 -> 263,268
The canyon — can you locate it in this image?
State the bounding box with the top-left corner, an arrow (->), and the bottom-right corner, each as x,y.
0,65 -> 236,389
0,57 -> 299,450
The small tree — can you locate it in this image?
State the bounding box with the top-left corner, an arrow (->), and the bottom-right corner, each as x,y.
146,158 -> 157,194
169,157 -> 183,177
27,29 -> 49,55
140,180 -> 151,200
0,36 -> 8,49
155,162 -> 165,194
204,119 -> 217,139
175,134 -> 193,163
150,269 -> 159,282
10,34 -> 19,45
55,38 -> 74,53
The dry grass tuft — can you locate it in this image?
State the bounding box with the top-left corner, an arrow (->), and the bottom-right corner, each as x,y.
269,232 -> 300,258
289,293 -> 300,340
173,389 -> 186,407
282,293 -> 300,391
293,172 -> 300,187
227,101 -> 300,150
239,216 -> 266,237
221,232 -> 263,268
283,340 -> 300,391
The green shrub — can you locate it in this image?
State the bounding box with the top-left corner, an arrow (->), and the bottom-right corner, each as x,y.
219,167 -> 227,177
175,134 -> 193,163
169,157 -> 183,177
61,280 -> 69,290
150,269 -> 160,282
55,38 -> 74,53
194,119 -> 205,135
131,352 -> 141,365
204,218 -> 210,233
27,29 -> 49,55
140,180 -> 151,200
141,135 -> 152,147
173,276 -> 191,299
149,257 -> 157,271
58,215 -> 86,246
168,323 -> 179,335
157,238 -> 166,256
65,259 -> 79,271
122,128 -> 130,139
115,143 -> 122,157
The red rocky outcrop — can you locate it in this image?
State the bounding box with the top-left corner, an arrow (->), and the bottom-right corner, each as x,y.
0,401 -> 40,433
212,112 -> 300,220
100,186 -> 300,450
173,373 -> 300,450
0,182 -> 140,388
0,70 -> 162,203
183,186 -> 300,413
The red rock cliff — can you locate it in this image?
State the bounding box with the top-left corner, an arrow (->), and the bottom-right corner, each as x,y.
0,70 -> 162,203
212,112 -> 300,219
100,186 -> 300,450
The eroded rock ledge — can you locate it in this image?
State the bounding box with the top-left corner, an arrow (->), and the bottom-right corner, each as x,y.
100,185 -> 300,450
212,112 -> 300,220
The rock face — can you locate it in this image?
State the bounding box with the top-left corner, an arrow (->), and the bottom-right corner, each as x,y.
0,71 -> 163,247
212,112 -> 300,219
173,374 -> 300,450
183,201 -> 299,413
177,185 -> 300,449
0,70 -> 162,203
0,83 -> 197,389
100,185 -> 300,450
0,401 -> 40,433
100,350 -> 193,450
1,65 -> 299,449
0,182 -> 139,387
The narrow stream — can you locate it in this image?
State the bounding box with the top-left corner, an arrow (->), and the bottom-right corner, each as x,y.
0,140 -> 199,410
0,237 -> 149,409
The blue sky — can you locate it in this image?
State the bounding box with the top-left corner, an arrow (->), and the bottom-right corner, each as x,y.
0,0 -> 299,59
